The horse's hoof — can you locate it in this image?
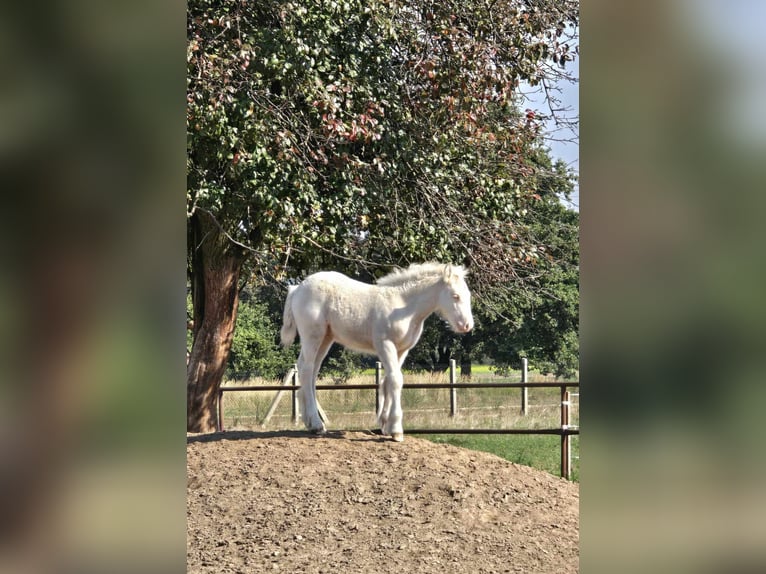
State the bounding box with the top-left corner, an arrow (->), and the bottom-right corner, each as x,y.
310,427 -> 326,435
391,433 -> 404,442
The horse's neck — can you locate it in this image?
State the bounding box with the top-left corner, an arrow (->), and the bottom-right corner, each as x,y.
397,279 -> 442,321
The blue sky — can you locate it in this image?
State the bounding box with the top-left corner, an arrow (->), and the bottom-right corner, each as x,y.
545,55 -> 579,211
520,39 -> 580,211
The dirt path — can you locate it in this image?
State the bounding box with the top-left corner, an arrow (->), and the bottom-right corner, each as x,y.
187,430 -> 579,573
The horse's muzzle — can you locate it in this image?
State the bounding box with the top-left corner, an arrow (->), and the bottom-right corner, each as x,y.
457,321 -> 473,333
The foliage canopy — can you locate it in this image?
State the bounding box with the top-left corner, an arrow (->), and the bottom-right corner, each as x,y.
187,0 -> 580,397
188,0 -> 578,287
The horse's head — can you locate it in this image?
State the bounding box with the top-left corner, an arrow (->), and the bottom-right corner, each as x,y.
437,264 -> 474,334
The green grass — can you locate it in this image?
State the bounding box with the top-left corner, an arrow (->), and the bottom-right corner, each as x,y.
421,434 -> 579,482
221,367 -> 579,481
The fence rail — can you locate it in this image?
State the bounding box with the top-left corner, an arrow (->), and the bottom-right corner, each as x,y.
220,382 -> 578,391
217,360 -> 579,479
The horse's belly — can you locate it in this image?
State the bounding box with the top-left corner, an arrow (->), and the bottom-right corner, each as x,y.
330,324 -> 376,354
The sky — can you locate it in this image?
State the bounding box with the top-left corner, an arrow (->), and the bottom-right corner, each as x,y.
544,55 -> 579,211
520,37 -> 580,211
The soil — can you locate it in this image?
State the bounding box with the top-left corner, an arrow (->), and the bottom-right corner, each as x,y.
187,430 -> 579,573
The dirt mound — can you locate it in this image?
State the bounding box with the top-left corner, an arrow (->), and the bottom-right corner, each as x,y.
187,430 -> 579,573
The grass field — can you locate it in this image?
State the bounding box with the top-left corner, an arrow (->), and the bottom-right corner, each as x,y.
221,367 -> 579,481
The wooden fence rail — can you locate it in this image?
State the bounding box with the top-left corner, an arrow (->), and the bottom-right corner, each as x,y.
217,360 -> 579,479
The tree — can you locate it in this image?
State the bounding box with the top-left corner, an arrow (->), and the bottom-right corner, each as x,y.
479,153 -> 579,377
402,151 -> 579,378
187,0 -> 579,431
226,290 -> 297,379
187,209 -> 245,431
405,315 -> 461,372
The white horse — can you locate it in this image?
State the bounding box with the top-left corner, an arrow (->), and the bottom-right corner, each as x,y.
280,262 -> 474,442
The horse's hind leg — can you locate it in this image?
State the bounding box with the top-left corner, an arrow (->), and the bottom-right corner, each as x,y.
297,330 -> 333,434
297,351 -> 324,433
311,332 -> 334,424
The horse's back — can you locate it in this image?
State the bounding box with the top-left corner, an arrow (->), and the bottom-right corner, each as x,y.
299,271 -> 375,300
305,270 -> 368,287
293,271 -> 383,352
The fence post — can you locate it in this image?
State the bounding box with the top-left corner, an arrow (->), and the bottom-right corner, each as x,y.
291,364 -> 299,424
217,388 -> 224,432
449,359 -> 457,417
374,361 -> 382,415
561,387 -> 571,480
520,358 -> 528,415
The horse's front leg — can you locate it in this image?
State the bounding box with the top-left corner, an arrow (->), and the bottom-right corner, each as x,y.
376,343 -> 406,442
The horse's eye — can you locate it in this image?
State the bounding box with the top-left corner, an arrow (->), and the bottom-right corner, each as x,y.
453,293 -> 461,301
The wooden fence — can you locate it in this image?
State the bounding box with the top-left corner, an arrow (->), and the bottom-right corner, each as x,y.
217,359 -> 579,479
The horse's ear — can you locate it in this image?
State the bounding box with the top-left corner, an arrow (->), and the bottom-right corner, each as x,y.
443,263 -> 464,284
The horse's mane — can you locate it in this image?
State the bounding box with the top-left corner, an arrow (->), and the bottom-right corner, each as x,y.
376,262 -> 466,287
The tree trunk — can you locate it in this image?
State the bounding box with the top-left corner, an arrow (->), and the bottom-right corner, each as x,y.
187,211 -> 246,432
460,332 -> 474,378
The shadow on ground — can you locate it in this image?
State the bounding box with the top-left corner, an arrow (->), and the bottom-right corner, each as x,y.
186,428 -> 387,444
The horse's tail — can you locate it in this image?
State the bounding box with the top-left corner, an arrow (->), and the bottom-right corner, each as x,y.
280,285 -> 299,347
